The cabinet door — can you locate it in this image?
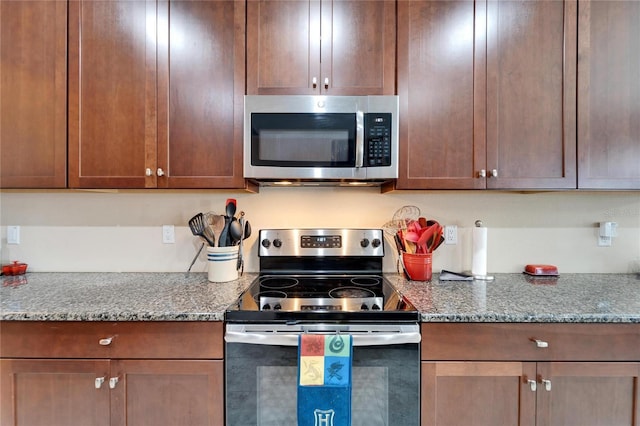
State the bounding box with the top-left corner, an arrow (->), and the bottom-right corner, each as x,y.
396,0 -> 486,189
536,362 -> 640,426
247,0 -> 321,95
421,361 -> 536,426
0,359 -> 110,426
110,360 -> 224,426
0,1 -> 67,188
577,0 -> 640,189
68,0 -> 158,188
486,0 -> 577,189
322,0 -> 396,95
156,0 -> 245,188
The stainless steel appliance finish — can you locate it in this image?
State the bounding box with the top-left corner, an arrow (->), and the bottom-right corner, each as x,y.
225,228 -> 420,425
243,95 -> 399,185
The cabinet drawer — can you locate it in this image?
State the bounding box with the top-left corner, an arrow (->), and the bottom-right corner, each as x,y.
0,321 -> 223,359
421,323 -> 640,361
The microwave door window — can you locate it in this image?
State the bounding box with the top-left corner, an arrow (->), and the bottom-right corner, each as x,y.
251,113 -> 356,167
258,130 -> 350,164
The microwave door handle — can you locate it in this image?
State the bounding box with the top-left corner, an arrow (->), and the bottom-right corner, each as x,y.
355,111 -> 364,168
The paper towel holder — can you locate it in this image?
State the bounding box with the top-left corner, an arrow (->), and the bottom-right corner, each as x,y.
472,220 -> 494,281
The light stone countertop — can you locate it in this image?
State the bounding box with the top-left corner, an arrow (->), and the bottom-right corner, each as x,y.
1,272 -> 639,323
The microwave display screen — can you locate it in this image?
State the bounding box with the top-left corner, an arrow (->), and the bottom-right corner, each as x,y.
251,113 -> 356,167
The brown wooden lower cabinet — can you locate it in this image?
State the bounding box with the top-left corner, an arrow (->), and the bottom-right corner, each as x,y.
421,323 -> 640,426
0,322 -> 224,426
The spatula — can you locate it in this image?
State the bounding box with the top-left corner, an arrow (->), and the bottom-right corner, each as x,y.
188,213 -> 215,247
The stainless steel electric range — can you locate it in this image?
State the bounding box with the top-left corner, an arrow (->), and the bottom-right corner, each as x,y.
225,229 -> 421,425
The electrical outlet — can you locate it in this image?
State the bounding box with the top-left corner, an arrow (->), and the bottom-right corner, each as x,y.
445,225 -> 457,245
7,226 -> 20,244
162,225 -> 175,244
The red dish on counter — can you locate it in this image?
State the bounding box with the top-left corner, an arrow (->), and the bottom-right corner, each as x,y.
1,261 -> 28,276
523,264 -> 559,276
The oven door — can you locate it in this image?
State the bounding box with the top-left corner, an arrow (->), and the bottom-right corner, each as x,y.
225,323 -> 421,426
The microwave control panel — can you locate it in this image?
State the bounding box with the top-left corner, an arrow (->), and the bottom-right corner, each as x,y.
364,113 -> 392,166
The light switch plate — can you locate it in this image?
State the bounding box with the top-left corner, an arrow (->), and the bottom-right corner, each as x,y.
7,226 -> 20,244
162,225 -> 175,244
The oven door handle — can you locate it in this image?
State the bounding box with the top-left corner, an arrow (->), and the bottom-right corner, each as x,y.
224,330 -> 421,347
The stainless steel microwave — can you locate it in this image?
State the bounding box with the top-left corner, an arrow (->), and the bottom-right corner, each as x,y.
243,95 -> 399,185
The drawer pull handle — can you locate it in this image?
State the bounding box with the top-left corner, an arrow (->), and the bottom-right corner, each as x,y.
99,337 -> 114,346
527,379 -> 537,392
95,377 -> 105,389
532,339 -> 548,348
541,378 -> 551,391
109,377 -> 119,389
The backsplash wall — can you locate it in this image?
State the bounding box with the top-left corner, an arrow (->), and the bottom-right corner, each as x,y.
1,189 -> 639,274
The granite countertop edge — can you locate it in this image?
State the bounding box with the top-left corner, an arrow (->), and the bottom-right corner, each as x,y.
1,272 -> 639,324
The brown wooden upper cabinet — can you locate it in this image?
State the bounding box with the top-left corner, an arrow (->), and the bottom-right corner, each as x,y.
577,0 -> 640,190
0,1 -> 67,188
247,0 -> 396,95
396,0 -> 577,190
68,0 -> 246,189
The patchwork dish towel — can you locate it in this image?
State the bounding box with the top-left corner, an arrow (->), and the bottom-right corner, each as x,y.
298,334 -> 352,426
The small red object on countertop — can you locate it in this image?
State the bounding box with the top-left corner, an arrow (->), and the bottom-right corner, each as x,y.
524,264 -> 559,276
1,261 -> 28,276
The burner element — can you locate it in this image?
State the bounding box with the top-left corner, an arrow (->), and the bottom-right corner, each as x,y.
350,276 -> 381,287
329,286 -> 376,299
259,277 -> 299,290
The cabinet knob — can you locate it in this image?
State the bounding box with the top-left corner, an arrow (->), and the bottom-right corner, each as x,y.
312,77 -> 317,88
145,168 -> 153,177
531,339 -> 549,348
541,378 -> 551,391
109,377 -> 119,389
478,169 -> 486,178
156,168 -> 165,177
527,379 -> 537,392
99,337 -> 114,346
489,169 -> 498,178
324,77 -> 329,89
95,377 -> 105,389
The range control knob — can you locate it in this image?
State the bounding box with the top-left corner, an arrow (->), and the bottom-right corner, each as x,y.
371,238 -> 382,248
372,304 -> 381,310
360,238 -> 370,248
273,239 -> 282,248
274,303 -> 282,310
360,303 -> 369,311
262,303 -> 271,310
261,239 -> 271,248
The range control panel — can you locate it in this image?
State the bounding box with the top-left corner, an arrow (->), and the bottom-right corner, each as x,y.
259,228 -> 384,257
300,235 -> 341,248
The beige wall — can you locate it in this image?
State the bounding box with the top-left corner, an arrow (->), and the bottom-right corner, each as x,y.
1,189 -> 639,274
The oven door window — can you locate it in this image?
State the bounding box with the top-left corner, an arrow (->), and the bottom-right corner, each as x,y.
225,343 -> 419,426
251,113 -> 356,167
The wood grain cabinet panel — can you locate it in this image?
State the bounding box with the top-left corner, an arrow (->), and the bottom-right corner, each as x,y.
577,0 -> 640,189
420,323 -> 640,426
247,0 -> 395,95
68,0 -> 246,189
0,321 -> 224,426
396,0 -> 577,190
0,1 -> 67,188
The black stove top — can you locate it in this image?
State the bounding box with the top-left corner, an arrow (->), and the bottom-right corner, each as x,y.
225,229 -> 419,323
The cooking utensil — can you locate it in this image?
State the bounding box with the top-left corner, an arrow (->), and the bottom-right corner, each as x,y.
229,219 -> 243,245
186,242 -> 205,277
218,199 -> 237,247
188,213 -> 215,247
243,220 -> 251,239
237,212 -> 245,275
205,212 -> 225,247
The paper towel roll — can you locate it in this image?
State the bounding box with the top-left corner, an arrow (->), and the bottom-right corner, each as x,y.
472,226 -> 488,277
